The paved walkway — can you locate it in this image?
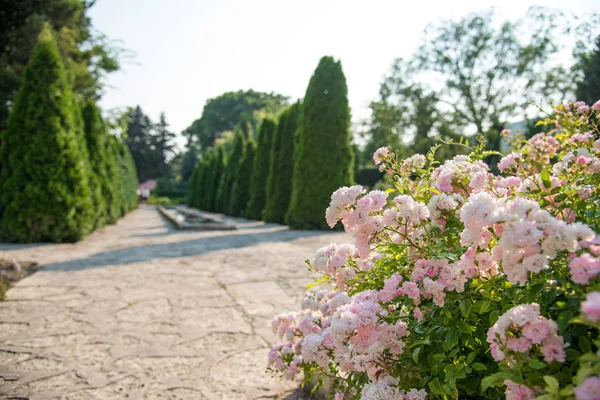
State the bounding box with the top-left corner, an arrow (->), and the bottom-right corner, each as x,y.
0,206 -> 348,400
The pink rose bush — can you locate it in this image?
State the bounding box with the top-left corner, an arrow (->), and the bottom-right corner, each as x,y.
268,101 -> 600,399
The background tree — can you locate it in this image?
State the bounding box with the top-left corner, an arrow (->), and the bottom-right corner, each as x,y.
246,117 -> 277,220
576,36 -> 600,105
154,112 -> 176,178
0,28 -> 95,242
0,0 -> 122,132
286,56 -> 354,230
125,106 -> 159,182
365,8 -> 599,165
231,139 -> 256,217
184,90 -> 288,151
216,130 -> 245,215
181,137 -> 199,183
263,102 -> 300,224
205,147 -> 226,211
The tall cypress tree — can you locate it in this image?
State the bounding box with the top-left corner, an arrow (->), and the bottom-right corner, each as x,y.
200,154 -> 214,210
0,27 -> 95,242
193,160 -> 207,209
263,102 -> 300,224
246,117 -> 277,220
232,139 -> 257,217
82,100 -> 119,224
187,166 -> 199,207
216,130 -> 245,215
286,56 -> 354,229
205,147 -> 226,212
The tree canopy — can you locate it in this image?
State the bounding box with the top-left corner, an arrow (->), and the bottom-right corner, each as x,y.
184,90 -> 288,151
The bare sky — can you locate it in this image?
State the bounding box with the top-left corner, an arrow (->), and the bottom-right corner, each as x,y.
90,0 -> 598,146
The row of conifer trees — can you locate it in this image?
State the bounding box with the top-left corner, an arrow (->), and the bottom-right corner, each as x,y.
0,26 -> 138,243
188,56 -> 355,229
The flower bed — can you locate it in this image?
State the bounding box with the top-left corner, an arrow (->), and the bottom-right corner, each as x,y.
268,101 -> 600,400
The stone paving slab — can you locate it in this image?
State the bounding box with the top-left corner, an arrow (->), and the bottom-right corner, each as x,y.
0,206 -> 349,399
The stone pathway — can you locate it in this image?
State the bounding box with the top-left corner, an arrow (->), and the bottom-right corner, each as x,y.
0,205 -> 348,399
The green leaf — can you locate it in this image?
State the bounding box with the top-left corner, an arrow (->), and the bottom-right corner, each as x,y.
528,359 -> 547,369
459,300 -> 472,318
428,379 -> 445,395
472,363 -> 487,371
467,352 -> 476,364
541,169 -> 551,189
579,336 -> 592,354
413,347 -> 421,363
457,320 -> 472,333
385,188 -> 396,194
481,372 -> 514,391
543,376 -> 559,394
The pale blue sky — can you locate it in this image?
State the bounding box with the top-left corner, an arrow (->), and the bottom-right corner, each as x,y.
90,0 -> 598,146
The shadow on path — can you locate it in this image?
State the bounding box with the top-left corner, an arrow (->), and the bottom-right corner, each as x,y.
43,227 -> 332,272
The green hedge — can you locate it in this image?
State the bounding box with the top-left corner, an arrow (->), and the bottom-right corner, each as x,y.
0,28 -> 95,242
246,117 -> 277,220
263,102 -> 300,224
286,56 -> 354,230
231,139 -> 256,217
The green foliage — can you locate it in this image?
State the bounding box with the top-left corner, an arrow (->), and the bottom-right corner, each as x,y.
216,130 -> 245,215
82,100 -> 121,224
246,117 -> 277,220
355,167 -> 384,188
576,36 -> 600,106
116,138 -> 139,213
263,102 -> 300,224
366,8 -> 599,165
183,90 -> 288,151
231,139 -> 256,217
0,28 -> 95,242
199,154 -> 214,210
205,147 -> 226,212
0,0 -> 122,132
148,195 -> 184,205
125,106 -> 175,182
187,167 -> 198,207
286,56 -> 354,229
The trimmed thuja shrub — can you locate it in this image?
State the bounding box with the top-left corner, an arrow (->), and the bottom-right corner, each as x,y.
217,130 -> 245,215
82,100 -> 120,224
187,165 -> 199,207
204,147 -> 226,212
193,160 -> 208,209
263,102 -> 300,224
286,56 -> 354,229
0,28 -> 95,243
231,139 -> 256,217
246,117 -> 277,220
200,154 -> 214,210
269,101 -> 600,399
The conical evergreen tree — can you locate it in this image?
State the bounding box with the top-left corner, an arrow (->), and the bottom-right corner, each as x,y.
232,139 -> 256,217
0,27 -> 95,242
209,147 -> 226,212
106,135 -> 127,216
216,130 -> 245,215
192,160 -> 207,209
246,117 -> 277,220
187,166 -> 199,207
121,141 -> 139,212
263,102 -> 300,223
286,56 -> 354,229
199,154 -> 214,210
82,100 -> 119,224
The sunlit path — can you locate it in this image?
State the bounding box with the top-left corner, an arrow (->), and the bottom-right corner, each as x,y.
0,205 -> 348,399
